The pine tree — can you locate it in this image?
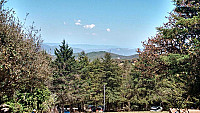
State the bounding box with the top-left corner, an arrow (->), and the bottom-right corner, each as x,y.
77,51 -> 90,80
52,40 -> 76,112
89,58 -> 104,106
119,60 -> 133,111
75,51 -> 91,111
102,53 -> 122,111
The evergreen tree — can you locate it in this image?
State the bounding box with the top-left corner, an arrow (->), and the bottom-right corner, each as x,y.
77,51 -> 90,79
75,51 -> 91,111
52,40 -> 76,112
89,58 -> 104,106
102,53 -> 122,111
119,60 -> 133,111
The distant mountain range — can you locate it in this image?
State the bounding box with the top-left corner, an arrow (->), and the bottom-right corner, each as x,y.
74,51 -> 139,60
42,43 -> 138,56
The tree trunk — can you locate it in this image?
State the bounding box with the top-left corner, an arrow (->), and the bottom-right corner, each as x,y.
62,104 -> 64,113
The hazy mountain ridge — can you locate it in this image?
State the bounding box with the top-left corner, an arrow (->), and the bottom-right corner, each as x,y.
42,43 -> 137,56
41,44 -> 83,55
74,51 -> 139,60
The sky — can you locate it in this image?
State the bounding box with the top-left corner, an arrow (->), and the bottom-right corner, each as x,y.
4,0 -> 175,49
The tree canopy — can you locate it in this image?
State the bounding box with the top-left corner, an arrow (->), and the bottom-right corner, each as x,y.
134,0 -> 200,109
0,0 -> 52,112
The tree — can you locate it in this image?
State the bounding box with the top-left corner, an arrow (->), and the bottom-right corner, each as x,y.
77,51 -> 90,80
0,0 -> 52,112
74,51 -> 90,111
102,53 -> 122,111
52,40 -> 77,112
134,0 -> 200,109
89,58 -> 105,106
119,60 -> 134,111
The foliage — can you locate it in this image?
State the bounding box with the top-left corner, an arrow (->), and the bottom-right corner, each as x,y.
133,0 -> 200,110
0,0 -> 52,112
52,40 -> 77,112
2,0 -> 200,112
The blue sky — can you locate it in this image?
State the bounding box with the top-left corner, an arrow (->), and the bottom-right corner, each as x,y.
5,0 -> 175,49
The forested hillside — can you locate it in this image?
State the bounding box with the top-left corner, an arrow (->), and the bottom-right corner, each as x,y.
73,51 -> 139,60
0,0 -> 200,112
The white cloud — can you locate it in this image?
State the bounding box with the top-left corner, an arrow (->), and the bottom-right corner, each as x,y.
75,19 -> 81,26
75,22 -> 81,25
92,33 -> 96,36
83,24 -> 95,29
77,20 -> 81,23
64,21 -> 67,25
106,28 -> 111,32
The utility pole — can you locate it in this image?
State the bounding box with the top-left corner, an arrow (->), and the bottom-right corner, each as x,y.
104,84 -> 105,112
